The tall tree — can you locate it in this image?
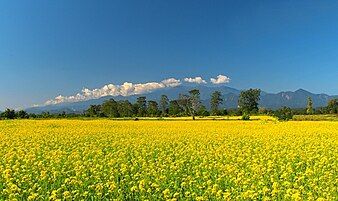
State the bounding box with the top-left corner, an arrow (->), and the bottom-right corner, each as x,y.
136,96 -> 147,117
159,95 -> 169,116
147,100 -> 159,116
177,90 -> 201,120
188,89 -> 201,120
327,99 -> 338,114
117,100 -> 133,117
101,99 -> 119,117
238,88 -> 261,114
178,94 -> 190,115
169,100 -> 182,116
306,97 -> 314,114
210,91 -> 223,115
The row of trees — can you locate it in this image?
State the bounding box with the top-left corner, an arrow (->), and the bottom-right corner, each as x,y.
84,88 -> 262,120
0,109 -> 29,119
86,89 -> 224,119
0,109 -> 83,119
1,89 -> 337,120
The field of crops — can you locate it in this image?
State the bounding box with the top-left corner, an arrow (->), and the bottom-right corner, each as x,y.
0,120 -> 337,200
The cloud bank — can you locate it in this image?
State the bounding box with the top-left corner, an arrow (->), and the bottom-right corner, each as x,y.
210,75 -> 230,84
45,78 -> 181,105
184,76 -> 207,84
43,74 -> 231,105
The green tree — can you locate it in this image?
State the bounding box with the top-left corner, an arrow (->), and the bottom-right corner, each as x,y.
86,105 -> 102,117
306,97 -> 314,114
159,95 -> 169,116
188,89 -> 201,120
2,108 -> 16,119
17,110 -> 29,119
136,96 -> 147,117
147,100 -> 159,116
177,90 -> 201,120
101,99 -> 119,117
169,100 -> 181,116
210,91 -> 223,115
178,94 -> 190,115
238,88 -> 261,114
327,99 -> 338,114
197,105 -> 209,117
41,112 -> 51,118
117,100 -> 133,117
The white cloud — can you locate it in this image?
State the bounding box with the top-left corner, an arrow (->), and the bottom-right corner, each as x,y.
161,78 -> 181,87
210,75 -> 230,84
184,76 -> 207,84
42,74 -> 231,106
44,78 -> 181,105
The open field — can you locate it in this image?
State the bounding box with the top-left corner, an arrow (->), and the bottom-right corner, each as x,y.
0,120 -> 337,200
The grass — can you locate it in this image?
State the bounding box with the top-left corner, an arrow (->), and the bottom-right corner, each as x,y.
293,114 -> 338,121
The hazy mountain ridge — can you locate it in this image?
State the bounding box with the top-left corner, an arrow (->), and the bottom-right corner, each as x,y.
26,86 -> 337,114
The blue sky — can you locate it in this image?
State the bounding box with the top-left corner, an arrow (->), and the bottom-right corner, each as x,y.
1,0 -> 338,109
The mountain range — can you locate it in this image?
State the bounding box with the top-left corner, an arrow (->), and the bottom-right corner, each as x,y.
26,86 -> 338,114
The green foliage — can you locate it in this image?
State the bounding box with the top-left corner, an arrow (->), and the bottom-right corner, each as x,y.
101,99 -> 119,117
210,91 -> 223,115
293,114 -> 338,121
327,99 -> 338,114
86,105 -> 103,117
159,95 -> 169,116
258,107 -> 274,115
17,110 -> 29,119
241,113 -> 250,120
189,89 -> 201,120
238,89 -> 261,114
221,109 -> 228,116
178,94 -> 190,116
117,100 -> 133,117
227,108 -> 242,116
147,100 -> 159,117
168,100 -> 182,116
306,97 -> 314,114
2,108 -> 16,119
274,106 -> 294,121
136,97 -> 147,117
197,105 -> 209,116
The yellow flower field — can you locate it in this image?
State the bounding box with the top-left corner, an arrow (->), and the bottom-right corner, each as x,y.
0,120 -> 337,200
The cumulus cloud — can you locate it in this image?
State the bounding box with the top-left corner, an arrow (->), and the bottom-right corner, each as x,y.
42,74 -> 231,106
210,75 -> 230,84
160,78 -> 181,87
183,76 -> 207,84
44,78 -> 181,105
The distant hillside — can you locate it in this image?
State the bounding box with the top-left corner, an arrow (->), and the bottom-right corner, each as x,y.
26,86 -> 337,114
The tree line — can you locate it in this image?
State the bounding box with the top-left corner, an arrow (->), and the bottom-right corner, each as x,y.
1,89 -> 337,120
85,89 -> 226,119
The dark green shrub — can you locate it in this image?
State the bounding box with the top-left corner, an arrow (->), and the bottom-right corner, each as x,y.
274,107 -> 293,121
241,113 -> 250,120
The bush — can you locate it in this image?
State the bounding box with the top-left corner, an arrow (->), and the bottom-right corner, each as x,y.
274,107 -> 293,121
241,113 -> 250,120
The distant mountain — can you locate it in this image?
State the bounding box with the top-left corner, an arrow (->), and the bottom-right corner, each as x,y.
260,89 -> 334,109
25,86 -> 337,114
